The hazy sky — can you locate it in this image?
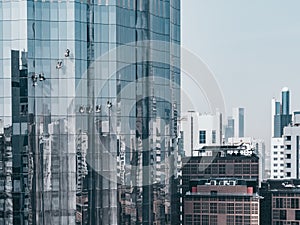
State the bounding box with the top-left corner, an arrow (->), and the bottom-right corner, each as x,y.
181,0 -> 300,144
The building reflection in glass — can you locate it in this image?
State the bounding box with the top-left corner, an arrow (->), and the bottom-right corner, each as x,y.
0,0 -> 181,224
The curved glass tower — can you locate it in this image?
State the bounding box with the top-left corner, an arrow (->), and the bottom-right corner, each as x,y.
0,1 -> 180,225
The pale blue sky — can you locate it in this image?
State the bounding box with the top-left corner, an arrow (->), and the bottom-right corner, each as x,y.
182,0 -> 300,143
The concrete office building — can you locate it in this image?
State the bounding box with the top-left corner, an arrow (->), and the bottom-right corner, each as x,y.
283,112 -> 300,179
184,178 -> 260,225
260,179 -> 300,225
228,137 -> 267,184
270,138 -> 285,179
181,145 -> 259,198
180,111 -> 223,156
181,145 -> 259,225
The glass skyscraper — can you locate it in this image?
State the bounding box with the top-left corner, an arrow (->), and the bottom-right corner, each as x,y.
0,1 -> 180,224
273,88 -> 292,138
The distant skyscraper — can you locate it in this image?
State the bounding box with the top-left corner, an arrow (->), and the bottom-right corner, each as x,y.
272,87 -> 292,138
0,1 -> 181,225
225,116 -> 235,142
233,107 -> 245,138
282,87 -> 290,115
224,107 -> 245,143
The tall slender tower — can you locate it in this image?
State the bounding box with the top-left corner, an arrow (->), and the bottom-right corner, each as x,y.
272,87 -> 292,138
232,107 -> 245,138
0,1 -> 180,224
282,87 -> 290,115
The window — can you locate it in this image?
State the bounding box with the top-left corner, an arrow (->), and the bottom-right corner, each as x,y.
285,136 -> 292,141
274,170 -> 278,173
280,210 -> 287,220
286,145 -> 292,150
274,145 -> 278,149
274,164 -> 278,167
185,215 -> 193,225
210,203 -> 218,213
199,130 -> 206,144
274,152 -> 278,155
227,203 -> 234,214
219,203 -> 226,214
194,215 -> 201,224
212,130 -> 216,144
244,203 -> 250,214
276,198 -> 286,208
210,215 -> 218,225
235,216 -> 243,225
227,216 -> 234,224
202,203 -> 209,213
287,163 -> 291,168
243,164 -> 250,173
286,172 -> 291,177
194,203 -> 201,213
202,215 -> 209,225
286,154 -> 291,159
236,203 -> 243,214
281,145 -> 284,149
292,199 -> 299,208
296,211 -> 300,220
219,165 -> 226,174
274,158 -> 278,161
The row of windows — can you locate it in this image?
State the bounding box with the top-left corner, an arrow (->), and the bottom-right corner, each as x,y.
273,209 -> 300,221
274,153 -> 292,160
274,151 -> 285,155
199,130 -> 217,144
183,164 -> 258,175
193,202 -> 258,214
185,214 -> 217,225
272,144 -> 292,150
274,158 -> 285,161
185,214 -> 258,225
273,198 -> 300,209
273,221 -> 299,225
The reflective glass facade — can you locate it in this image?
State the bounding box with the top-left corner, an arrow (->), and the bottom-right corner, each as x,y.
0,0 -> 180,224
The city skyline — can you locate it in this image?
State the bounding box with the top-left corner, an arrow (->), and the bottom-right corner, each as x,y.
182,0 -> 300,145
2,1 -> 300,225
